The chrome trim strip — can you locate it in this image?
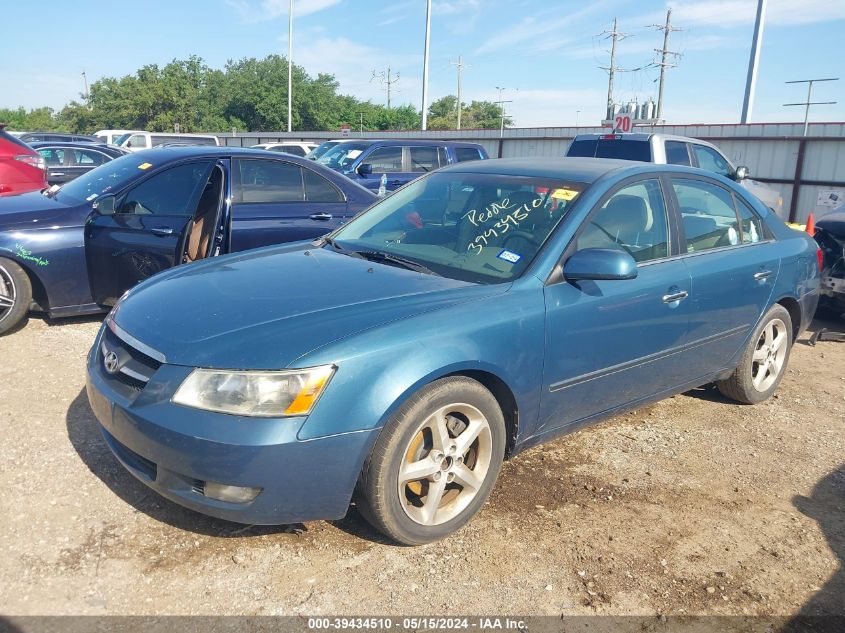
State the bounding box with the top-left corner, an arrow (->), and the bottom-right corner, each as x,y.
120,365 -> 150,382
107,317 -> 166,363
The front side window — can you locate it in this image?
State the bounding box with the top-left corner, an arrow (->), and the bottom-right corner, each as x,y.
673,179 -> 741,252
691,144 -> 733,178
575,179 -> 669,263
237,159 -> 304,203
126,134 -> 147,149
117,161 -> 214,216
362,146 -> 403,173
317,142 -> 371,170
304,168 -> 343,203
331,172 -> 587,283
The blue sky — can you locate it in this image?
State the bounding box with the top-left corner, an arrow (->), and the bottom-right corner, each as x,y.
2,0 -> 842,127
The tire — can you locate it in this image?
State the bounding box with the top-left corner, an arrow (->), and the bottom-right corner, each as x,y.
0,258 -> 32,336
356,376 -> 506,545
717,304 -> 793,404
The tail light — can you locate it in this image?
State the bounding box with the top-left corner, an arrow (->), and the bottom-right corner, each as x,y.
816,247 -> 824,273
15,154 -> 46,171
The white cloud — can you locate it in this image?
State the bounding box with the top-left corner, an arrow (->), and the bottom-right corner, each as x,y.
227,0 -> 342,23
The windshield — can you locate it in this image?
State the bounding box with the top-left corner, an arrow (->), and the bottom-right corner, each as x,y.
307,141 -> 339,160
317,142 -> 371,170
56,153 -> 153,203
329,172 -> 588,284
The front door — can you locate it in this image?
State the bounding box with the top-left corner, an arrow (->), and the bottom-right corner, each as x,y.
229,157 -> 348,251
85,160 -> 214,305
538,178 -> 692,434
355,146 -> 408,192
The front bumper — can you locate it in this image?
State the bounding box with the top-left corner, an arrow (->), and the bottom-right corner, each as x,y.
85,324 -> 378,525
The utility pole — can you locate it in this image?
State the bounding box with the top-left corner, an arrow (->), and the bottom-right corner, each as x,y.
450,55 -> 471,129
81,71 -> 90,107
784,78 -> 839,136
650,8 -> 681,121
287,0 -> 293,132
421,0 -> 432,130
599,18 -> 628,120
372,68 -> 400,109
741,0 -> 767,123
359,111 -> 364,133
495,86 -> 513,138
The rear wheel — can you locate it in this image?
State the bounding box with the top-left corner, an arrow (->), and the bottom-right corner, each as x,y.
717,304 -> 792,404
0,258 -> 31,335
356,377 -> 506,545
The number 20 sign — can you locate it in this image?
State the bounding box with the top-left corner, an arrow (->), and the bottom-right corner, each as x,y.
614,113 -> 632,133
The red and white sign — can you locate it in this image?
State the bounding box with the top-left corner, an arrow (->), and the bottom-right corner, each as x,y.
613,113 -> 632,133
340,124 -> 350,137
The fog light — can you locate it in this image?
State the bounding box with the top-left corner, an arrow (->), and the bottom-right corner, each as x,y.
203,481 -> 262,503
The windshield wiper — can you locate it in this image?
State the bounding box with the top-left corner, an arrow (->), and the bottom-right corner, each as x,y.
319,236 -> 366,259
357,250 -> 441,276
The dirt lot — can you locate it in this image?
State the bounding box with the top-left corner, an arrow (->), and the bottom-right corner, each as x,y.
1,313 -> 843,619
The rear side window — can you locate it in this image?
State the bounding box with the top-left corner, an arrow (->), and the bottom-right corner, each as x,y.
237,159 -> 304,203
567,138 -> 652,161
455,147 -> 483,162
73,149 -> 108,166
409,146 -> 440,172
276,145 -> 306,156
303,168 -> 343,203
38,148 -> 65,165
665,141 -> 691,166
736,198 -> 767,243
673,179 -> 741,253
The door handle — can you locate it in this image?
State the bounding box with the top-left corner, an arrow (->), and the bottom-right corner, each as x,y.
662,290 -> 689,304
150,227 -> 174,236
753,270 -> 773,281
309,213 -> 333,221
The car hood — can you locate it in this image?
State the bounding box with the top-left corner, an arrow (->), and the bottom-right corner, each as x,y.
0,191 -> 84,228
112,244 -> 508,369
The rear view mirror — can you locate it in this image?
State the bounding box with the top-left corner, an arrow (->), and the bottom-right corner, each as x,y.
564,248 -> 638,281
357,163 -> 373,176
93,194 -> 116,215
734,165 -> 749,181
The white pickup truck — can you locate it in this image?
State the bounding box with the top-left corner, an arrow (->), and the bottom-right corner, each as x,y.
566,132 -> 783,216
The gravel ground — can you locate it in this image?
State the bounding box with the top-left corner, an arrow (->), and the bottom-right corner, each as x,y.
0,313 -> 843,619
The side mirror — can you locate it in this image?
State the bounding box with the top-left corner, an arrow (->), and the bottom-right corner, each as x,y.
357,163 -> 373,176
734,165 -> 749,181
92,194 -> 116,215
563,248 -> 638,281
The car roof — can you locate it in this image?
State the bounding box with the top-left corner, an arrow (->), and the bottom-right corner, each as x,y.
438,157 -> 641,182
572,132 -> 718,146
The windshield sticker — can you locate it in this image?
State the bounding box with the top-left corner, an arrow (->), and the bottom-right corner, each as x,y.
497,249 -> 522,264
551,188 -> 579,201
346,150 -> 363,160
137,162 -> 153,170
14,243 -> 50,267
464,195 -> 543,255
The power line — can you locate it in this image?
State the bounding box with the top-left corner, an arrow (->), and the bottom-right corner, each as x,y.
449,56 -> 471,130
371,67 -> 400,109
784,78 -> 839,136
649,8 -> 681,121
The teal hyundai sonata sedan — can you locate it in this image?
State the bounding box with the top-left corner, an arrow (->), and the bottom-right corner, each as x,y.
86,158 -> 821,544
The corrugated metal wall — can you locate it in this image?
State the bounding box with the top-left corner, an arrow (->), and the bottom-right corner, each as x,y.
219,122 -> 845,222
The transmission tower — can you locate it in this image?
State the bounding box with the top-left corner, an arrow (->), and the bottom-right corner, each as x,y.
650,8 -> 682,121
371,67 -> 400,109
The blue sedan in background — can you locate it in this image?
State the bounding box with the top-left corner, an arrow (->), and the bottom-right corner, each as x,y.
0,146 -> 375,334
86,158 -> 820,544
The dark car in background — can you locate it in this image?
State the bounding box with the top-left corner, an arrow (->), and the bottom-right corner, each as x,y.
0,124 -> 47,196
815,210 -> 845,316
31,142 -> 128,185
316,139 -> 488,192
0,146 -> 376,334
19,132 -> 99,144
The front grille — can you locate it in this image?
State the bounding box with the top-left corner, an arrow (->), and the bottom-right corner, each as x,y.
100,325 -> 163,394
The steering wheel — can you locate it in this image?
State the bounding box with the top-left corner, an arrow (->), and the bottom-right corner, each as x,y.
502,230 -> 542,252
589,221 -> 634,255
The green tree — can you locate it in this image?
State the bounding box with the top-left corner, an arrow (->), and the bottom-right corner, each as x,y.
426,95 -> 512,130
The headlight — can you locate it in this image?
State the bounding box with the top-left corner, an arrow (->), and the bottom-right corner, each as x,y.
172,365 -> 335,417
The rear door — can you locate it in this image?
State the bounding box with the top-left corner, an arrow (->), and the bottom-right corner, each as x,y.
229,157 -> 347,251
670,176 -> 781,377
85,160 -> 214,305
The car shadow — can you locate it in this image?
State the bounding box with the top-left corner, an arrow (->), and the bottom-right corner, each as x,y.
65,388 -> 299,538
781,463 -> 845,632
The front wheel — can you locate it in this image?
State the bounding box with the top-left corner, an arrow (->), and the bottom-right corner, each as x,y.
717,304 -> 793,404
356,377 -> 506,545
0,258 -> 32,336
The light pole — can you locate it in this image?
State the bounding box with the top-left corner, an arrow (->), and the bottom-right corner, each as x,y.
421,0 -> 432,130
287,0 -> 293,133
495,86 -> 513,138
740,0 -> 767,123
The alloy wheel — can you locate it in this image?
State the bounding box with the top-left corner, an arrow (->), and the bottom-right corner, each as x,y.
0,264 -> 17,321
397,402 -> 493,526
751,318 -> 787,392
